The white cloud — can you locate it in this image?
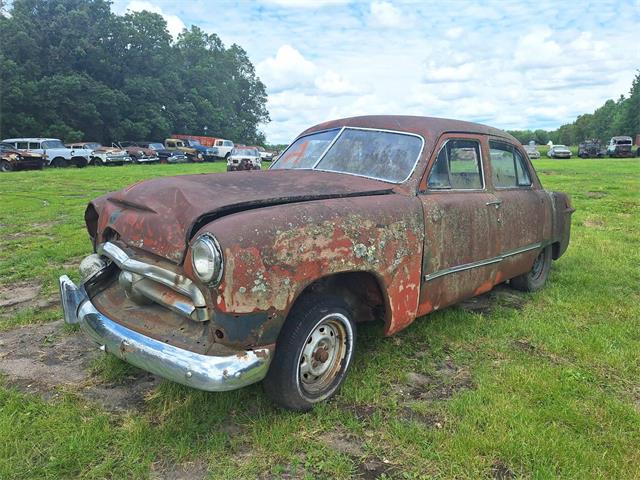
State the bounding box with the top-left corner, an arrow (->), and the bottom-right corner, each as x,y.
125,0 -> 186,38
369,1 -> 405,28
257,45 -> 317,91
315,71 -> 358,95
259,0 -> 348,6
423,62 -> 477,83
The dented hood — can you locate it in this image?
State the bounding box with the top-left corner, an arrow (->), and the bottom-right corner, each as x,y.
93,169 -> 394,263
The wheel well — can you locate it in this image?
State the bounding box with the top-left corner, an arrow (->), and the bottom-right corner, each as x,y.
290,272 -> 388,326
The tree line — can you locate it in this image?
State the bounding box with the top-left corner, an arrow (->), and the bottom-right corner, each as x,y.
508,71 -> 640,146
0,0 -> 269,145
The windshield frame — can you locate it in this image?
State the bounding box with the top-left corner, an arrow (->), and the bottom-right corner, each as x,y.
270,126 -> 425,184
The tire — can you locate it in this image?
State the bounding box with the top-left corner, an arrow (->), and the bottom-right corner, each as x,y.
51,157 -> 67,168
510,246 -> 552,292
74,157 -> 88,168
0,160 -> 13,172
263,294 -> 356,411
90,157 -> 103,166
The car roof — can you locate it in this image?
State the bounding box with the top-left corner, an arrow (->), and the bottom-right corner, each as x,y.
2,138 -> 61,142
300,115 -> 516,143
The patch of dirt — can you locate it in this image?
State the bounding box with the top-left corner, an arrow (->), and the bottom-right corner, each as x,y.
321,429 -> 365,457
583,218 -> 605,229
0,320 -> 159,411
491,459 -> 515,480
513,338 -> 570,365
458,285 -> 527,315
398,407 -> 443,428
150,459 -> 209,480
356,457 -> 395,479
0,281 -> 41,309
586,191 -> 606,199
398,358 -> 474,402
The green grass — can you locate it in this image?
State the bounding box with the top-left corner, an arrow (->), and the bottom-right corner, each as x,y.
1,159 -> 639,478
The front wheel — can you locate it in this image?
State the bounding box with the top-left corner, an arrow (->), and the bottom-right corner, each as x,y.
0,160 -> 13,172
264,295 -> 356,411
510,246 -> 552,292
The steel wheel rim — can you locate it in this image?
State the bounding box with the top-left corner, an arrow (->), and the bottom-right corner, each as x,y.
298,313 -> 351,396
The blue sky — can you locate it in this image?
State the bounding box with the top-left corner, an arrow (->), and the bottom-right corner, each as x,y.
112,0 -> 640,143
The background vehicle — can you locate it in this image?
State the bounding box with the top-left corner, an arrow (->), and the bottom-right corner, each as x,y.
172,134 -> 234,160
138,142 -> 188,163
116,141 -> 159,163
0,142 -> 46,172
180,139 -> 218,161
164,138 -> 203,162
67,142 -> 131,166
256,146 -> 275,161
607,136 -> 634,157
524,142 -> 540,159
227,146 -> 262,171
577,140 -> 606,158
547,144 -> 572,159
2,138 -> 90,167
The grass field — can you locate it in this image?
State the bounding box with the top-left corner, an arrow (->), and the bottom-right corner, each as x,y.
0,158 -> 639,479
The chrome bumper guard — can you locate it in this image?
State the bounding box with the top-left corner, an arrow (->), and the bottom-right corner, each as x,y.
58,275 -> 272,392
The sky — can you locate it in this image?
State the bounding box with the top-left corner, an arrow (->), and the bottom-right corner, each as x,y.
112,0 -> 640,144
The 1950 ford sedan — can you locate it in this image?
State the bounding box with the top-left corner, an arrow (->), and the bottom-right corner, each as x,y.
59,116 -> 574,410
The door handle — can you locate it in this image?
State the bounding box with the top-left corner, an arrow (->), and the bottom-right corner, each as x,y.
486,199 -> 503,207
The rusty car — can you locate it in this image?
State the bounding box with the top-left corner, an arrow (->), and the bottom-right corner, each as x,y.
226,146 -> 262,171
59,116 -> 574,410
0,141 -> 46,171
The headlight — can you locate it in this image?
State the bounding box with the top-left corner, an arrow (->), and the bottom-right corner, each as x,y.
191,234 -> 223,284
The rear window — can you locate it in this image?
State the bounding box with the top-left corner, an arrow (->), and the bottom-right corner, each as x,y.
489,141 -> 532,188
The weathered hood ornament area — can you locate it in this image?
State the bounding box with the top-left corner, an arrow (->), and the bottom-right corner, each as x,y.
60,115 -> 574,410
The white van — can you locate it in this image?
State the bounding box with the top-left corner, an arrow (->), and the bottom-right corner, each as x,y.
2,138 -> 92,167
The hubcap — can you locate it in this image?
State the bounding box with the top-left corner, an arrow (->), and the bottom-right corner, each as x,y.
298,314 -> 350,395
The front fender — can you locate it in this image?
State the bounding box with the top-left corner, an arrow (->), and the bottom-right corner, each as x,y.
194,194 -> 424,336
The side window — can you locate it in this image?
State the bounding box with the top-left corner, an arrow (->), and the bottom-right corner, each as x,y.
489,141 -> 532,187
427,139 -> 483,190
19,142 -> 31,149
167,141 -> 175,148
216,140 -> 222,146
514,150 -> 531,186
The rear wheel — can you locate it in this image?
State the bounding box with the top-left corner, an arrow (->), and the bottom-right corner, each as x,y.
510,246 -> 552,292
264,295 -> 356,411
0,160 -> 13,172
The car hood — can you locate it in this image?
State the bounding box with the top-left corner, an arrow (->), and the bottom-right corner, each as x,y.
92,169 -> 395,263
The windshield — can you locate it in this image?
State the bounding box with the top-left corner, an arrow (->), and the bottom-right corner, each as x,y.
85,143 -> 101,149
271,128 -> 423,183
615,139 -> 632,145
42,140 -> 65,149
233,148 -> 258,156
189,139 -> 202,146
148,143 -> 164,150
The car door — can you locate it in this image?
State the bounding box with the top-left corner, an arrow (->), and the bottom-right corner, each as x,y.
416,134 -> 501,316
486,138 -> 548,281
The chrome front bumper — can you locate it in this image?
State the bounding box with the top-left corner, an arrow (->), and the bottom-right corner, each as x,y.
58,275 -> 272,392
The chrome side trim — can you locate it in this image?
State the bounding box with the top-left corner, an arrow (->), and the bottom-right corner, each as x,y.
59,275 -> 272,392
99,242 -> 206,308
423,242 -> 543,282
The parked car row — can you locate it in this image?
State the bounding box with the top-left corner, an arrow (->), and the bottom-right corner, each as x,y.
523,135 -> 640,160
0,135 -> 279,172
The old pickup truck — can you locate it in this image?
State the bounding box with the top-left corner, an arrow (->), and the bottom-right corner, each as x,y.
59,116 -> 573,410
